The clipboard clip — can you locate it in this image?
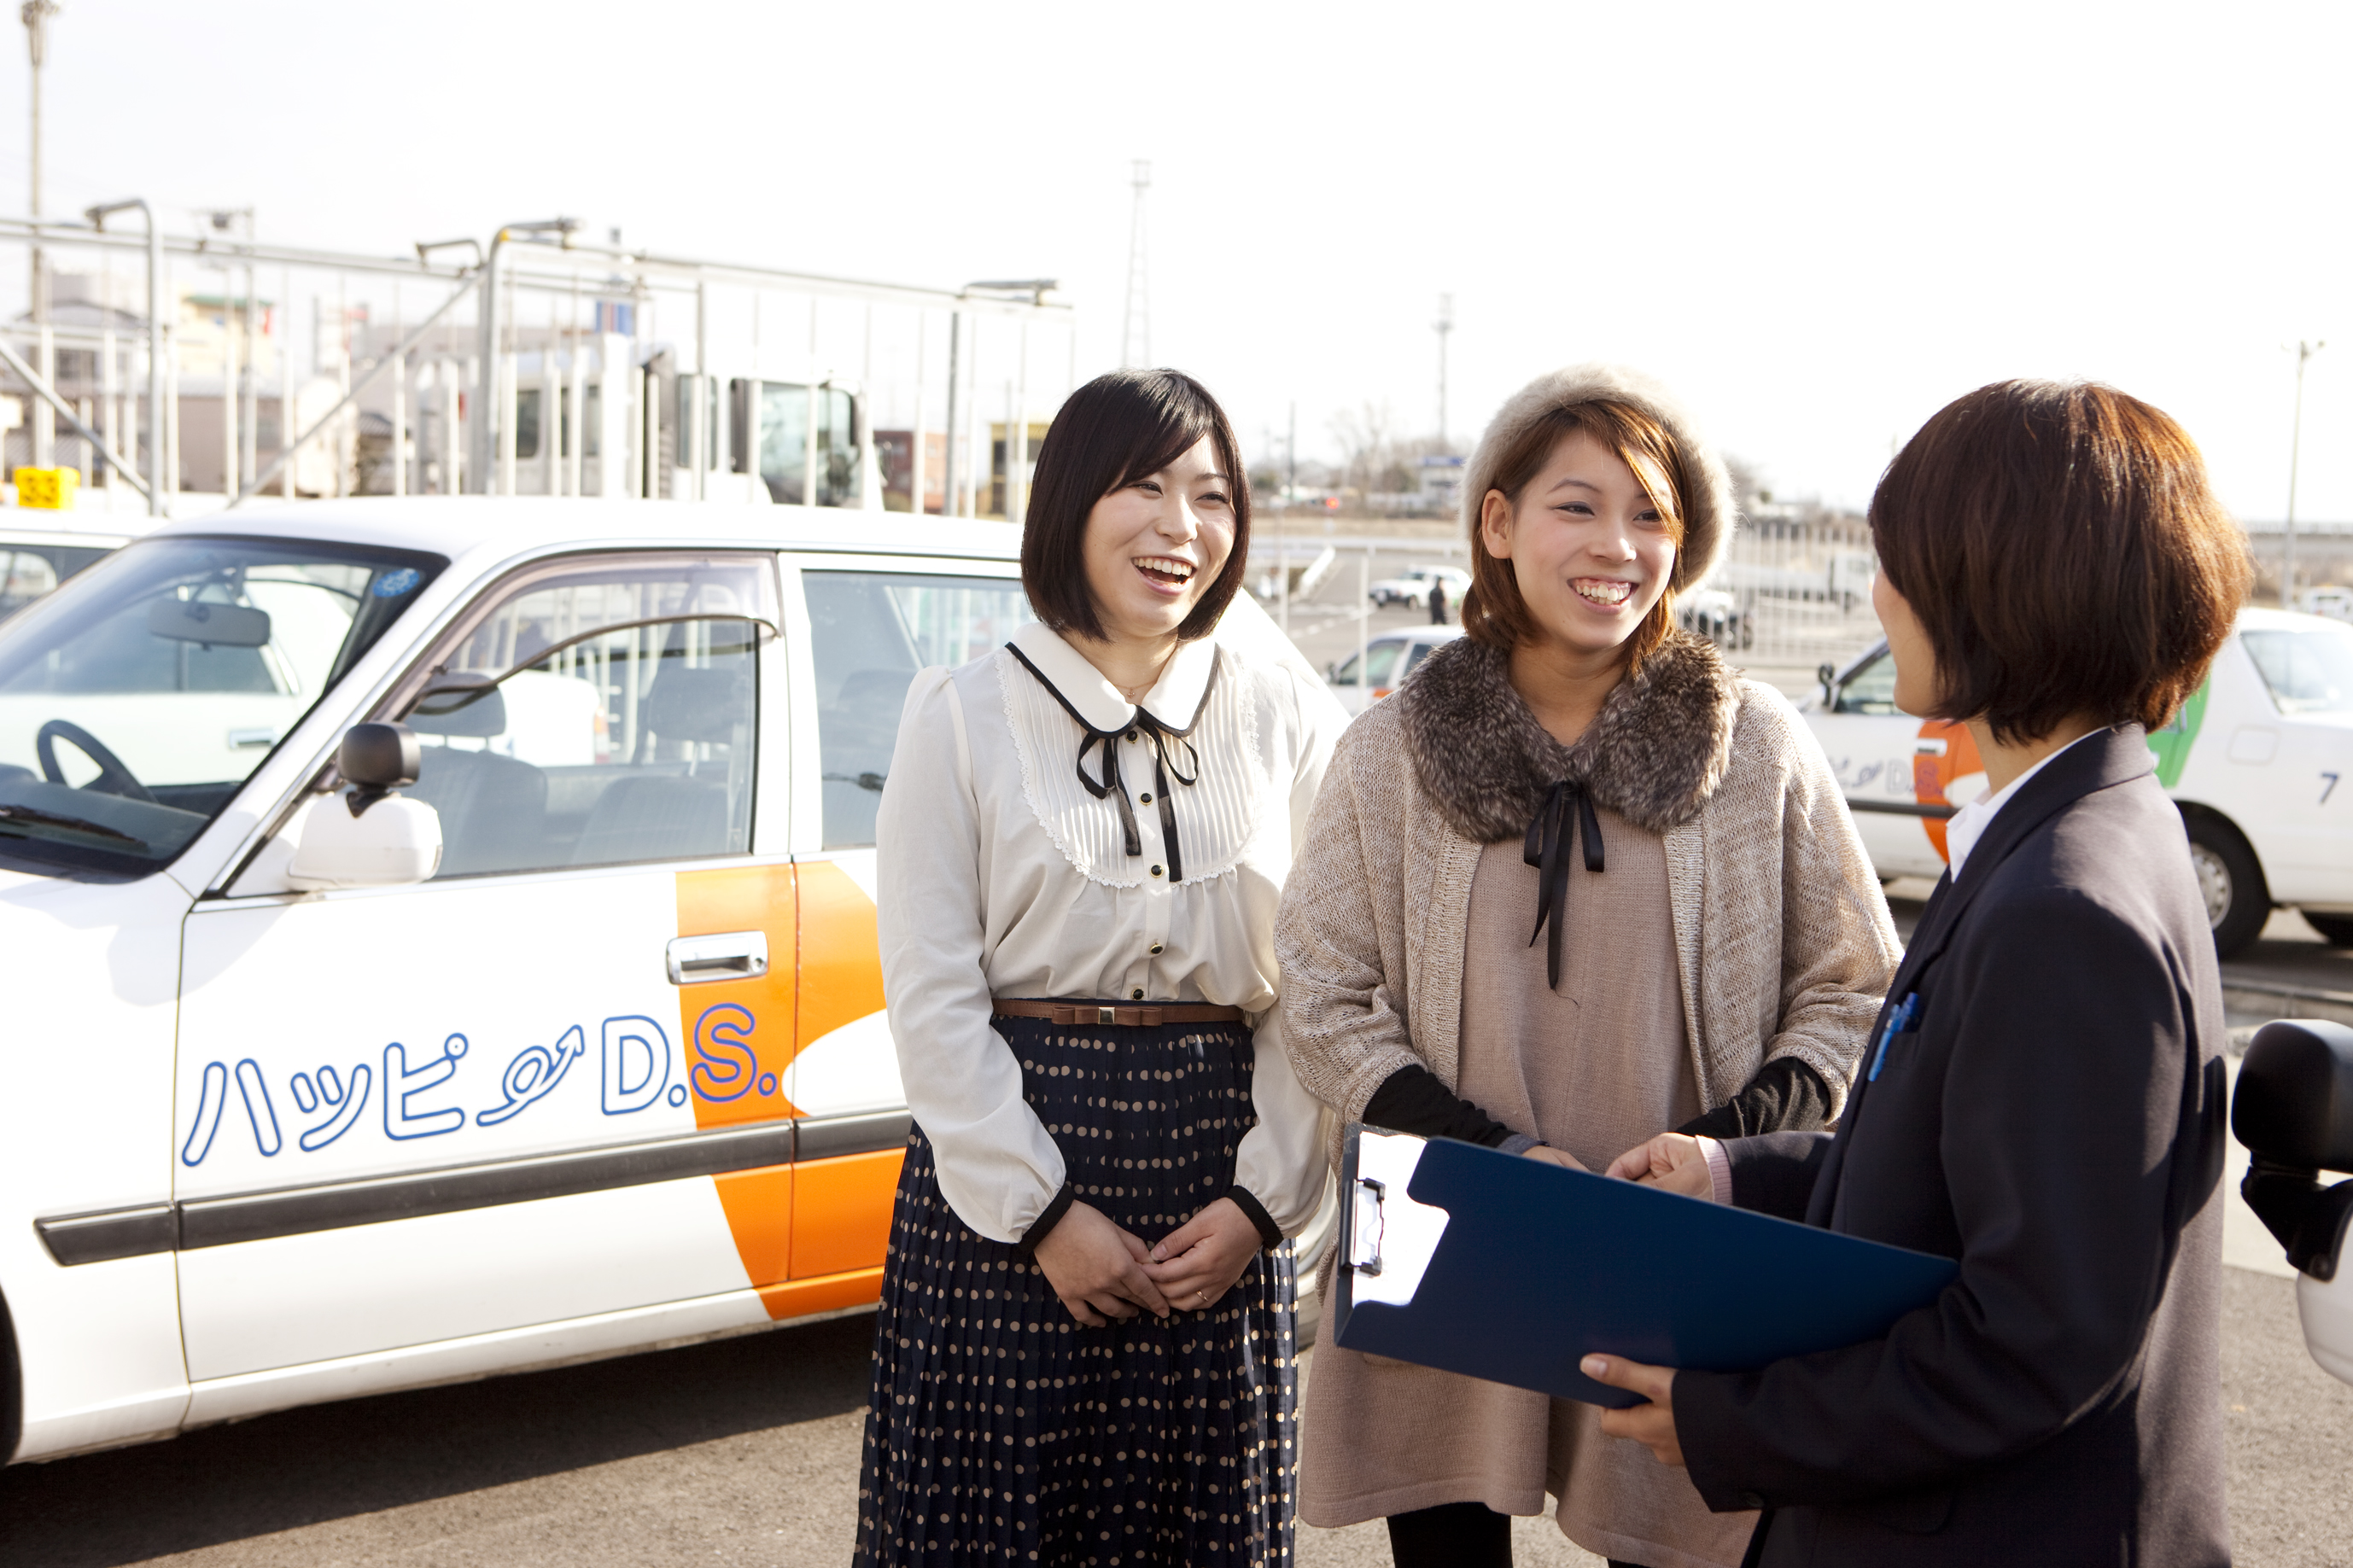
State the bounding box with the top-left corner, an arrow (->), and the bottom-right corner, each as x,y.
1346,1176 -> 1386,1275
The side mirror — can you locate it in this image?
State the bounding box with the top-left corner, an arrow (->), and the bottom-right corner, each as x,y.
1817,662 -> 1838,706
287,723 -> 442,889
2233,1020 -> 2353,1281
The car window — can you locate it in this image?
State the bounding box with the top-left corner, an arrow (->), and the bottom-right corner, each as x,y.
1331,640 -> 1404,688
736,382 -> 857,507
2244,627 -> 2353,715
1404,640 -> 1440,675
393,554 -> 775,877
1835,650 -> 1900,714
803,570 -> 1032,848
0,542 -> 112,620
0,535 -> 442,876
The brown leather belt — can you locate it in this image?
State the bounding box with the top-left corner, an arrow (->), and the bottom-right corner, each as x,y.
992,1000 -> 1248,1029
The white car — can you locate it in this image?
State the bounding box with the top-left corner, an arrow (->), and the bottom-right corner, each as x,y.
1327,625 -> 1463,716
1803,607 -> 2353,955
1367,564 -> 1469,609
0,502 -> 998,1463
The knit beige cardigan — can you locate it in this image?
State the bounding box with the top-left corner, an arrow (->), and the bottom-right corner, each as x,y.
1274,640 -> 1901,1169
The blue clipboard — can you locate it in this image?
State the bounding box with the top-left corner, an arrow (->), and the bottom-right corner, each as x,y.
1333,1126 -> 1959,1408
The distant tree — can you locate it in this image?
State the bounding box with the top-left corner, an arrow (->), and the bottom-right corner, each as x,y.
1328,401 -> 1394,498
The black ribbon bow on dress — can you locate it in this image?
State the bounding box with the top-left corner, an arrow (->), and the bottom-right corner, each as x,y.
1525,779 -> 1605,989
1008,644 -> 1216,883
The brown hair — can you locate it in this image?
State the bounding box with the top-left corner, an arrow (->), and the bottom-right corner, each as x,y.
1021,369 -> 1250,643
1871,380 -> 2253,744
1462,399 -> 1690,667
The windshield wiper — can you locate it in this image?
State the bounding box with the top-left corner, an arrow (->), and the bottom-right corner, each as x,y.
0,802 -> 145,848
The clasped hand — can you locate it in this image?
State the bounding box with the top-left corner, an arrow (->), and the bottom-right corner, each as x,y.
1031,1196 -> 1261,1327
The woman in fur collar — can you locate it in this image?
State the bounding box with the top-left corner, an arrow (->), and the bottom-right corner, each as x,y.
1274,365 -> 1901,1568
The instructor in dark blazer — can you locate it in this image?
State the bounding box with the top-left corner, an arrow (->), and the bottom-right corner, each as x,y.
1585,379 -> 2251,1567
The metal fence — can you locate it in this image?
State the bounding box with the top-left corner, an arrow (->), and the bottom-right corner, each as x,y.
0,209 -> 1073,522
1687,505 -> 1883,673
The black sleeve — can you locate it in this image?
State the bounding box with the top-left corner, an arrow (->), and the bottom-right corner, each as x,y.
1012,1181 -> 1077,1258
1224,1186 -> 1283,1250
1720,1130 -> 1836,1221
1678,891 -> 2215,1511
1673,1058 -> 1833,1140
1362,1064 -> 1521,1147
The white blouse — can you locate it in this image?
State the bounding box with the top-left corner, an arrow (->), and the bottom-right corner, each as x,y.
874,596 -> 1346,1244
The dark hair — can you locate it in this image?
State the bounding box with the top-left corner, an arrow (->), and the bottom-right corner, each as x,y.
1021,369 -> 1251,643
1871,379 -> 2253,744
1463,399 -> 1689,669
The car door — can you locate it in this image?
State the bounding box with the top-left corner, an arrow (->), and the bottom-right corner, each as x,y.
1803,645 -> 1973,879
1328,637 -> 1405,716
2232,621 -> 2353,905
172,549 -> 801,1409
780,557 -> 1031,1300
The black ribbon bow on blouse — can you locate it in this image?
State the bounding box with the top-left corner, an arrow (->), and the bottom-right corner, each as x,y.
1007,644 -> 1217,883
1525,779 -> 1605,989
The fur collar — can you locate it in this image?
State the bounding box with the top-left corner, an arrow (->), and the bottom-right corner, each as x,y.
1397,632 -> 1741,841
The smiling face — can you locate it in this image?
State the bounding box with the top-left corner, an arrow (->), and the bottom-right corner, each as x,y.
1080,436 -> 1237,648
1479,428 -> 1679,665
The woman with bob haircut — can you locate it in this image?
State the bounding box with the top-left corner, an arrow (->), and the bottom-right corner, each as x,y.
1274,364 -> 1901,1568
1586,379 -> 2251,1567
855,367 -> 1344,1566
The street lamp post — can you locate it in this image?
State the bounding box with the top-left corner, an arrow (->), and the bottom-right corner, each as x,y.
23,0 -> 58,469
2287,339 -> 2326,608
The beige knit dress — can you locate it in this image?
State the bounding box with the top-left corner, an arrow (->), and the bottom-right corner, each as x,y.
1299,817 -> 1759,1568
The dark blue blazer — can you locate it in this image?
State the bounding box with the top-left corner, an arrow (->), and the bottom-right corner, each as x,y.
1675,726 -> 2230,1568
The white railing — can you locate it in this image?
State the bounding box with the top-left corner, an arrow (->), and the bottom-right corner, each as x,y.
0,209 -> 1075,523
1693,507 -> 1883,671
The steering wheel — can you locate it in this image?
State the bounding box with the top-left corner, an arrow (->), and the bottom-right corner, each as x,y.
36,720 -> 158,804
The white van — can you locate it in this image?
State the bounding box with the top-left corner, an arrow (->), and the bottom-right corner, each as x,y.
0,498 -> 1074,1464
1804,606 -> 2353,954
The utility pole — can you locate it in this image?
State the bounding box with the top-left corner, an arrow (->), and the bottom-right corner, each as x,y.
1120,160 -> 1151,370
1433,293 -> 1454,452
23,0 -> 58,469
2286,340 -> 2325,609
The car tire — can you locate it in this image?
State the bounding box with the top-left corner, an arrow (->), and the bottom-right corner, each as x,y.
2186,813 -> 2269,958
2304,912 -> 2353,947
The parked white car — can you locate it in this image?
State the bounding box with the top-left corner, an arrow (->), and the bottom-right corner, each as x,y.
1803,607 -> 2353,955
1326,626 -> 1463,716
1366,564 -> 1469,609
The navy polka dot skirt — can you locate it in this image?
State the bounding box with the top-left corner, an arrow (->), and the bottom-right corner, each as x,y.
854,1009 -> 1298,1566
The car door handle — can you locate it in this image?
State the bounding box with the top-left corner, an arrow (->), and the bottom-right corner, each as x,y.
667,930 -> 769,985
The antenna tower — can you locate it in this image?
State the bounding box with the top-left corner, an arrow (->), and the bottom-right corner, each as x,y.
1434,293 -> 1455,452
1120,160 -> 1151,370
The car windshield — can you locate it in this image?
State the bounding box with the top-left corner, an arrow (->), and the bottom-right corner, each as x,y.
0,534 -> 444,877
2244,626 -> 2353,716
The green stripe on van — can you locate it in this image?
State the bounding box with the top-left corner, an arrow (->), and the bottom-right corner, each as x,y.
2148,680 -> 2209,788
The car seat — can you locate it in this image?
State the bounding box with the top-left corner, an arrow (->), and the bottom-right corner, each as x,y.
569,663 -> 749,866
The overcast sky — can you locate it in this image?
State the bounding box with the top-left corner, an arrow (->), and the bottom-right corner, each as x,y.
14,0 -> 2352,517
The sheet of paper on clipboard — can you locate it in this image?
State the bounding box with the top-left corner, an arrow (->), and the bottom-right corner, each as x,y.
1333,1126 -> 1959,1408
